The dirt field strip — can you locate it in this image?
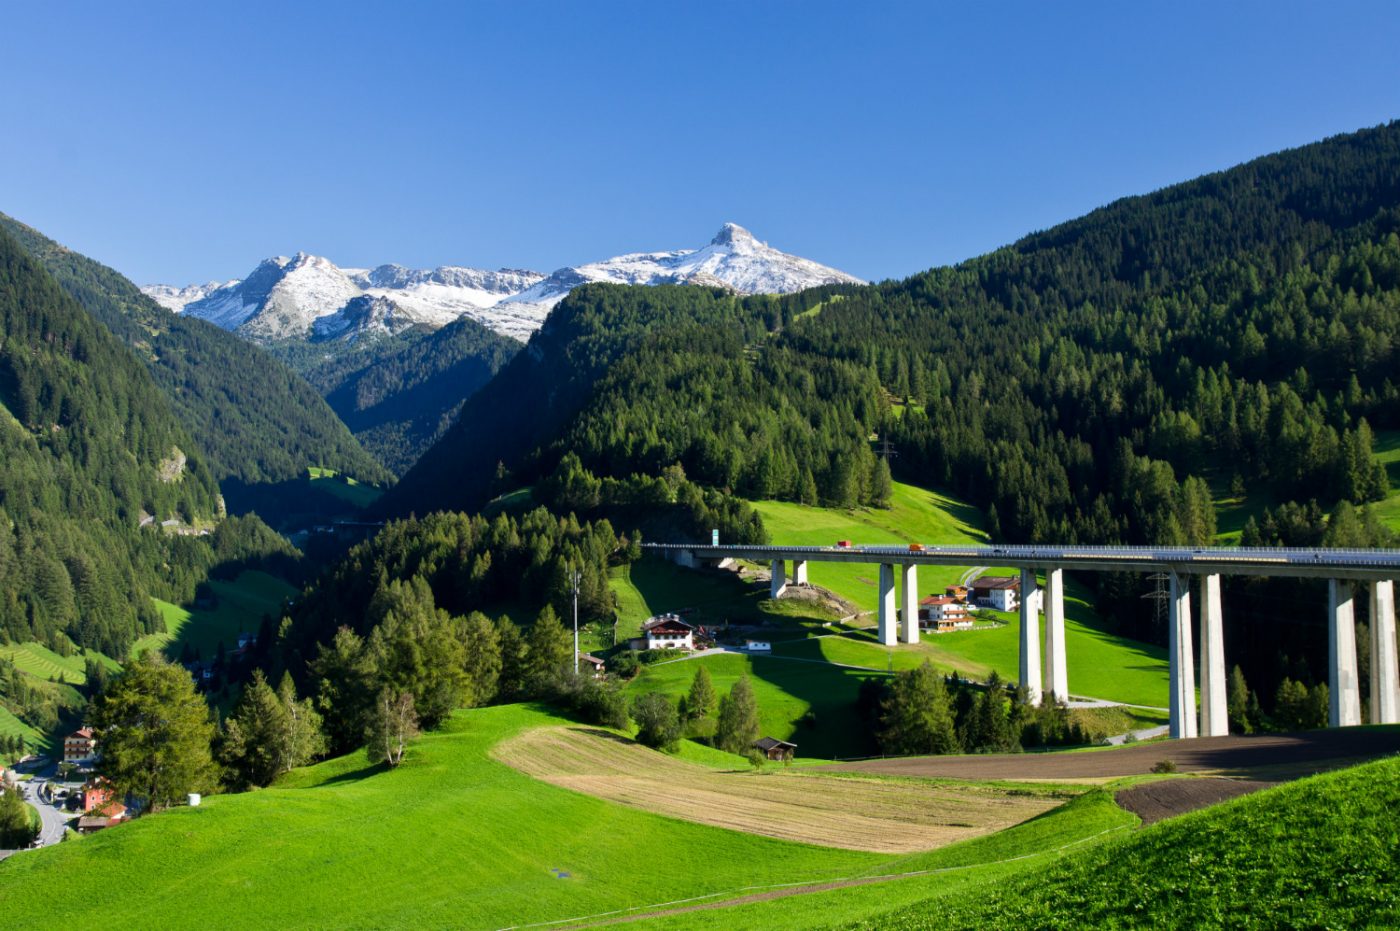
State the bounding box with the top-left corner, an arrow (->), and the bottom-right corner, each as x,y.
1114,777 -> 1275,824
827,729 -> 1400,782
492,726 -> 1067,853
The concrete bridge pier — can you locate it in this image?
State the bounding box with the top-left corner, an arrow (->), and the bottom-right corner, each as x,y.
1329,580 -> 1362,727
1198,573 -> 1228,737
770,560 -> 787,600
878,564 -> 898,646
1371,580 -> 1400,724
900,564 -> 919,644
1168,571 -> 1198,739
792,559 -> 808,586
1019,568 -> 1042,706
1043,568 -> 1068,704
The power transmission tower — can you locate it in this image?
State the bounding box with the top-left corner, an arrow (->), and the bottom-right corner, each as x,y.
877,435 -> 898,462
571,567 -> 581,676
1142,572 -> 1169,639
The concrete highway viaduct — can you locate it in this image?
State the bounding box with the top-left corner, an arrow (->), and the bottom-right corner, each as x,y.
643,543 -> 1400,739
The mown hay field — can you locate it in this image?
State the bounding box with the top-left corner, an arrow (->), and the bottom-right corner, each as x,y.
493,725 -> 1065,853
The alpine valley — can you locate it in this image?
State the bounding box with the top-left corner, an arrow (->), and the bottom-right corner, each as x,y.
142,223 -> 863,472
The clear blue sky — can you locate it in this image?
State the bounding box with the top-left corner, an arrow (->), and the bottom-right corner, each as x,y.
3,1 -> 1399,285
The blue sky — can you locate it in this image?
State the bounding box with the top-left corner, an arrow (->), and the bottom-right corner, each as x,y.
3,1 -> 1399,284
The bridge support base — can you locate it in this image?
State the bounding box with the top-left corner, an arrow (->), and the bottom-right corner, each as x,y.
1019,568 -> 1042,706
1372,580 -> 1400,724
770,560 -> 786,600
878,564 -> 897,646
1043,568 -> 1067,704
901,564 -> 919,644
792,559 -> 808,586
1198,574 -> 1228,737
1329,580 -> 1362,727
1169,572 -> 1198,739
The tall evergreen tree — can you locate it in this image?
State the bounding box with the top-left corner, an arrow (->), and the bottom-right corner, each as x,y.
715,675 -> 762,756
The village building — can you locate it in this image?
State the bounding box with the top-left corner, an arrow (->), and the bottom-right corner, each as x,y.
944,584 -> 969,603
578,652 -> 606,678
753,736 -> 797,761
969,575 -> 1021,611
79,777 -> 114,813
77,801 -> 128,834
63,727 -> 99,765
919,595 -> 974,632
640,614 -> 695,651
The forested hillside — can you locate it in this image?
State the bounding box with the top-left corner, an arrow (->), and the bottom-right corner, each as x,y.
321,315 -> 519,474
384,121 -> 1400,705
0,213 -> 391,487
0,226 -> 223,656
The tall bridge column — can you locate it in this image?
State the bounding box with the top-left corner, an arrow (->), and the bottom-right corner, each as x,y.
791,560 -> 808,586
1329,580 -> 1362,727
878,564 -> 898,646
1168,572 -> 1198,739
1371,580 -> 1400,724
901,564 -> 920,644
1019,568 -> 1042,706
1043,568 -> 1068,704
1198,574 -> 1228,737
770,560 -> 787,600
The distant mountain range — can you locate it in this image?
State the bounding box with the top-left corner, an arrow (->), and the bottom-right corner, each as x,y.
142,224 -> 863,344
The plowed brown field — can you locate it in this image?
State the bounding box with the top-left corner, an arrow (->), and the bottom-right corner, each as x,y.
493,726 -> 1065,853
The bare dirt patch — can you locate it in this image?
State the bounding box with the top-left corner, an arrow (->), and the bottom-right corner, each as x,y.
493,726 -> 1062,853
828,729 -> 1400,782
1114,777 -> 1275,824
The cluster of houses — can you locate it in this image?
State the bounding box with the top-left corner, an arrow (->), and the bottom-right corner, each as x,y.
916,575 -> 1021,631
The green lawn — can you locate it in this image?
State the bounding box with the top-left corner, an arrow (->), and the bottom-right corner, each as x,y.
624,652 -> 888,759
307,466 -> 383,509
135,570 -> 298,661
0,703 -> 1128,929
1369,429 -> 1400,533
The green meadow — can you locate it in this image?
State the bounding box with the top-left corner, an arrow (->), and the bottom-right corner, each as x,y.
136,570 -> 298,661
307,465 -> 384,510
0,703 -> 1128,929
0,641 -> 120,687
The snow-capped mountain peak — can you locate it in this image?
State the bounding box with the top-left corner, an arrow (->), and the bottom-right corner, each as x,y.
141,223 -> 860,345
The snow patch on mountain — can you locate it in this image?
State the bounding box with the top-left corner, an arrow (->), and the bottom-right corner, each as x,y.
142,280 -> 238,312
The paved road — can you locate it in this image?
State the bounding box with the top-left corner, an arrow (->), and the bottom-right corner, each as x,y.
22,774 -> 70,847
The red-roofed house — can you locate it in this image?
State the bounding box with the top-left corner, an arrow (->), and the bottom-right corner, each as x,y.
64,727 -> 98,765
969,576 -> 1021,611
918,595 -> 973,632
640,614 -> 695,651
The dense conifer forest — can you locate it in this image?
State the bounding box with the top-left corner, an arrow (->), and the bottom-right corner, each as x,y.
0,213 -> 391,487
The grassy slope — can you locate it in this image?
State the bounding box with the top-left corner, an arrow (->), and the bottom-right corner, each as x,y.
624,653 -> 886,759
0,642 -> 120,687
749,483 -> 1169,706
307,466 -> 384,510
136,570 -> 297,660
846,756 -> 1400,930
0,704 -> 44,755
1370,429 -> 1400,532
634,791 -> 1133,930
0,703 -> 1122,929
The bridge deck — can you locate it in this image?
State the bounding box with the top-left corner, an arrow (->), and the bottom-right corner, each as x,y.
643,543 -> 1400,580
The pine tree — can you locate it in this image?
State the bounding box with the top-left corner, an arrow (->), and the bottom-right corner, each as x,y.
365,577 -> 469,729
461,611 -> 502,707
684,666 -> 717,723
91,653 -> 216,812
1227,665 -> 1253,734
715,676 -> 762,755
526,605 -> 572,693
879,661 -> 960,755
310,626 -> 375,756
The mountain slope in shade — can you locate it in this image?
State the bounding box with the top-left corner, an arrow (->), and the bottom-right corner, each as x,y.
0,213 -> 392,487
496,222 -> 864,321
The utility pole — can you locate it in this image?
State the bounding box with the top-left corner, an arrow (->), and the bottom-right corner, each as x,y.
571,567 -> 581,676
